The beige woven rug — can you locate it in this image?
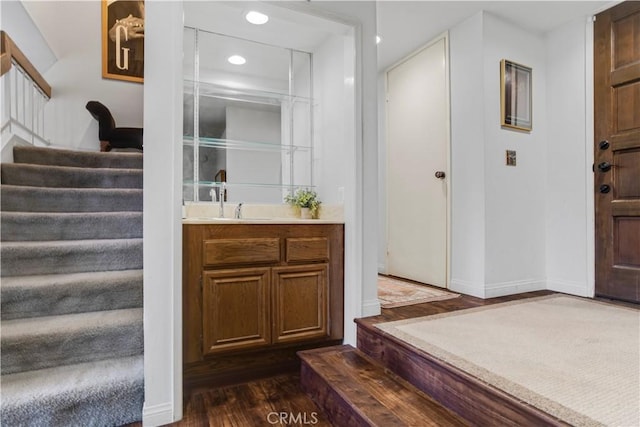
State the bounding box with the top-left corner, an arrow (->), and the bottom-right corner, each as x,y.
378,275 -> 459,308
376,295 -> 640,427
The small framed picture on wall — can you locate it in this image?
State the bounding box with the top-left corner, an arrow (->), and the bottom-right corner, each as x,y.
500,59 -> 531,131
102,0 -> 145,83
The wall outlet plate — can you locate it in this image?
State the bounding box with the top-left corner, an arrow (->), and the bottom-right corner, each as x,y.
506,150 -> 517,166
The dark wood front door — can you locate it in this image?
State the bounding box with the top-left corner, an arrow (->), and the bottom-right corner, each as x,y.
594,1 -> 640,303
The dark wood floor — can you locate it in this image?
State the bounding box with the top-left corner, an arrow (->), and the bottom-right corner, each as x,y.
131,287 -> 634,426
175,374 -> 332,427
358,288 -> 555,328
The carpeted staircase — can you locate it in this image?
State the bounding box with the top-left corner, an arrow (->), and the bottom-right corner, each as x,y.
1,145 -> 144,426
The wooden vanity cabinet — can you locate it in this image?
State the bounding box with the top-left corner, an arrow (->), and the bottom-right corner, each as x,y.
183,223 -> 344,385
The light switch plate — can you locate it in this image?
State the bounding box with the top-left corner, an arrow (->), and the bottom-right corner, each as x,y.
506,150 -> 517,166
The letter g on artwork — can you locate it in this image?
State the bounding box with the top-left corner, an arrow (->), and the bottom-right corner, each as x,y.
114,23 -> 130,70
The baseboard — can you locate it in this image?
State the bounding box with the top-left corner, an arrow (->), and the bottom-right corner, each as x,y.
546,278 -> 592,298
142,401 -> 175,427
485,279 -> 546,298
361,298 -> 381,317
449,279 -> 485,298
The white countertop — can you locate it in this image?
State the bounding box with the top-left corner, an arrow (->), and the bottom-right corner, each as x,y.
182,217 -> 344,225
182,203 -> 344,225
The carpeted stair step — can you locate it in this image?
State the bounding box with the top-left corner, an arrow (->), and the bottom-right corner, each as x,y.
1,270 -> 143,320
1,185 -> 142,212
1,355 -> 143,426
13,145 -> 143,169
1,163 -> 143,189
1,308 -> 143,375
299,345 -> 466,427
1,238 -> 143,277
1,212 -> 143,241
0,144 -> 145,424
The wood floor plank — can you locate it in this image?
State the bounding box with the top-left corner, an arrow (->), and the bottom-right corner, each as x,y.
300,345 -> 467,427
176,374 -> 331,426
356,290 -> 555,329
332,349 -> 466,427
304,350 -> 406,425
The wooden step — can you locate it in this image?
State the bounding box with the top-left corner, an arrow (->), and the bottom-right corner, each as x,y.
356,319 -> 569,426
298,345 -> 467,427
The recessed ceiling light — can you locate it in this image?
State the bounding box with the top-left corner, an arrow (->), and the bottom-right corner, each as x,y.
228,55 -> 246,65
376,35 -> 382,44
246,11 -> 269,25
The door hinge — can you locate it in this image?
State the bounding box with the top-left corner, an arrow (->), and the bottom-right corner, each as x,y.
199,275 -> 203,292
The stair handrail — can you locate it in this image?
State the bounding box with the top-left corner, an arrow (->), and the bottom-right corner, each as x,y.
1,30 -> 52,98
1,30 -> 52,152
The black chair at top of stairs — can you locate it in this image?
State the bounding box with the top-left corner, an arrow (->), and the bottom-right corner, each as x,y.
86,101 -> 143,152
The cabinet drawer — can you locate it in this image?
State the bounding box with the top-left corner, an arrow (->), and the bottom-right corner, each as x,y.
203,238 -> 280,267
286,237 -> 329,262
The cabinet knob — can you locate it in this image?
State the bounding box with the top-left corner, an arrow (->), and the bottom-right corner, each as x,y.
435,171 -> 446,179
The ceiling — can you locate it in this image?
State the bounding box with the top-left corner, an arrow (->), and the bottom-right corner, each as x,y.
376,1 -> 614,70
23,1 -> 615,74
183,1 -> 350,53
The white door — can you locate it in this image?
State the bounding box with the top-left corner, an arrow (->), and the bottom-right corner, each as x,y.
386,36 -> 449,287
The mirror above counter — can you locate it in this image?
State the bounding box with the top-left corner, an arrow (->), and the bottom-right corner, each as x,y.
183,27 -> 313,204
183,1 -> 355,209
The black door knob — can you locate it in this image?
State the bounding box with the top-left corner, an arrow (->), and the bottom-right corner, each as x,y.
597,162 -> 612,172
435,171 -> 446,179
599,184 -> 611,194
599,140 -> 610,150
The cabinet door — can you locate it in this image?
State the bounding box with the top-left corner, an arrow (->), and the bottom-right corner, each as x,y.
202,268 -> 270,355
272,264 -> 328,344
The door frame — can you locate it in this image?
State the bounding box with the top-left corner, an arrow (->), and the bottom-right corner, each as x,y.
586,16 -> 596,298
383,32 -> 452,288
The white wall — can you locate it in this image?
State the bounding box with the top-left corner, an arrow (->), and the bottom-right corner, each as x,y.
482,12 -> 548,297
449,12 -> 486,297
545,17 -> 594,297
403,9 -> 597,299
22,1 -> 143,151
0,1 -> 57,74
450,11 -> 548,298
307,1 -> 379,320
143,2 -> 183,425
313,33 -> 349,205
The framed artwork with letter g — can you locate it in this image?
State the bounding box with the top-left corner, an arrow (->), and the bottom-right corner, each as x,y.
102,0 -> 144,83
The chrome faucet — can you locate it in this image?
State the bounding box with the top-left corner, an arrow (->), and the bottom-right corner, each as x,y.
218,182 -> 226,218
235,202 -> 243,219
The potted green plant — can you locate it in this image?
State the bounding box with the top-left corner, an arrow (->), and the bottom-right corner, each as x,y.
285,188 -> 321,219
